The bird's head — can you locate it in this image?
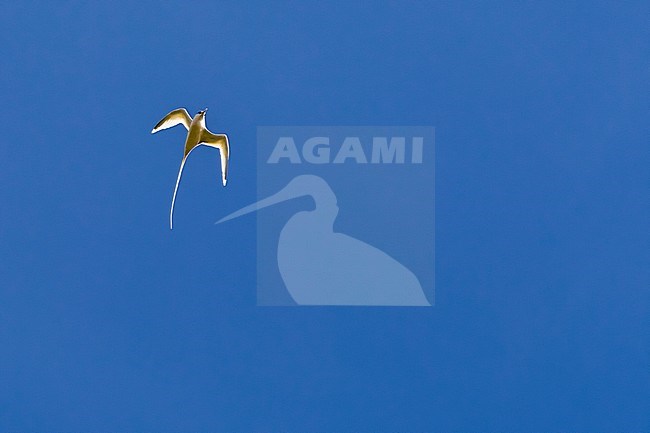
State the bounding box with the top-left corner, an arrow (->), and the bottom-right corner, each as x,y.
197,108 -> 209,116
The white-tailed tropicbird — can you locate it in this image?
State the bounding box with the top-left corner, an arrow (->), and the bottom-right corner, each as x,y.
151,107 -> 230,229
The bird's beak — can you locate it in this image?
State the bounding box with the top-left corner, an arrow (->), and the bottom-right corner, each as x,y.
216,180 -> 306,224
204,107 -> 209,112
216,175 -> 335,225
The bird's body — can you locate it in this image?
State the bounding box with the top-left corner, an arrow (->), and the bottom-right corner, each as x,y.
151,108 -> 230,229
276,209 -> 428,305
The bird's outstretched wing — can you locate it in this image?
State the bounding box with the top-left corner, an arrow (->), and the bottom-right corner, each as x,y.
200,130 -> 230,186
151,108 -> 192,133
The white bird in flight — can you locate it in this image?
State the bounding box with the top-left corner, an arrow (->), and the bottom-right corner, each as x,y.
151,107 -> 230,229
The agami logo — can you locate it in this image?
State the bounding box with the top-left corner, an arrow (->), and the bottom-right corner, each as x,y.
219,126 -> 435,306
267,136 -> 424,164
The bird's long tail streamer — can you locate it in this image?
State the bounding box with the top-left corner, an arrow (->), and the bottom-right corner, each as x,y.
170,156 -> 188,230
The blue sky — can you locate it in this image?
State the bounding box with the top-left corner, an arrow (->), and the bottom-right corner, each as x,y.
0,1 -> 648,432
